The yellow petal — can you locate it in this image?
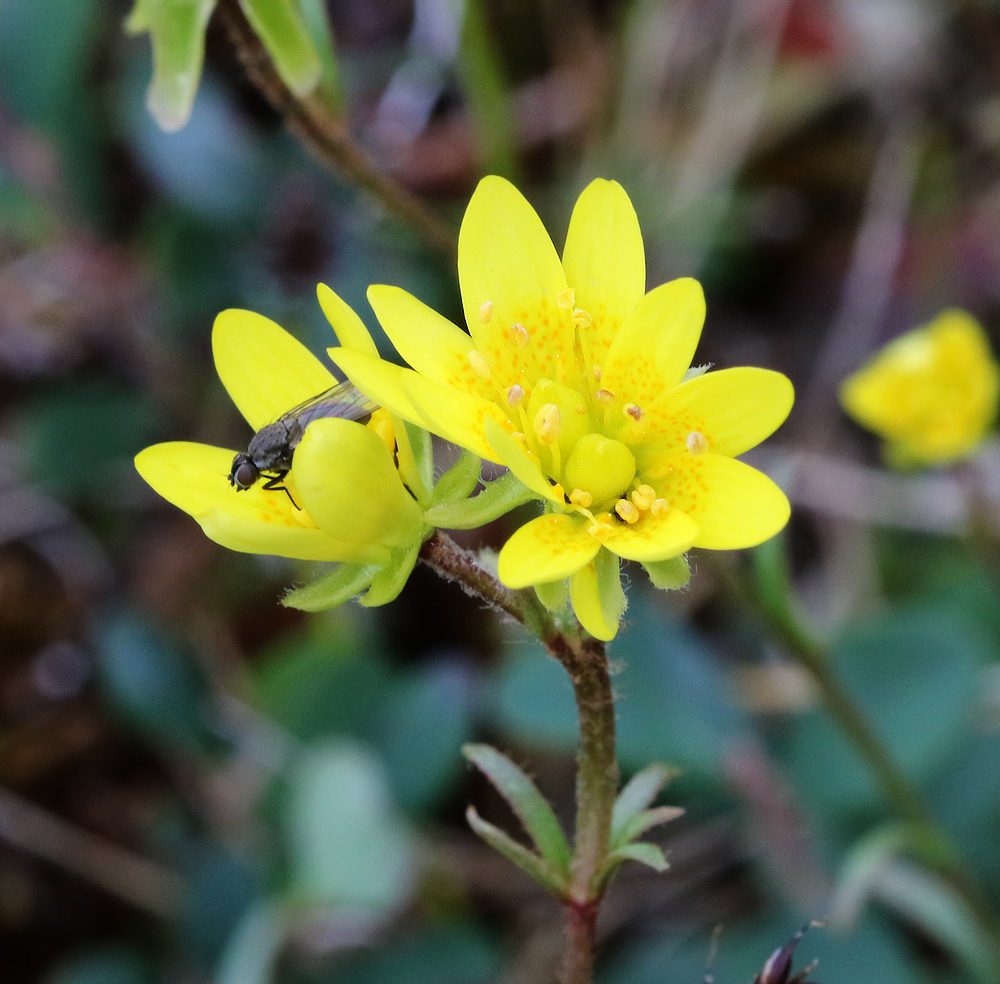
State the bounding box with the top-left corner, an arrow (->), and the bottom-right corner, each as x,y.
293,418 -> 425,549
457,175 -> 576,387
562,179 -> 645,369
641,367 -> 794,456
135,442 -> 386,562
569,552 -> 625,641
661,453 -> 790,549
601,278 -> 705,406
497,513 -> 601,587
213,309 -> 335,430
483,418 -> 560,502
316,283 -> 379,356
367,284 -> 494,399
599,503 -> 699,562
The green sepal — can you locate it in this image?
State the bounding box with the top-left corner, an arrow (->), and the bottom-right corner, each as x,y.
465,806 -> 569,896
643,555 -> 691,591
239,0 -> 321,97
534,578 -> 569,612
359,538 -> 423,607
281,562 -> 378,611
611,764 -> 681,848
430,450 -> 482,506
462,744 -> 572,872
404,420 -> 435,497
424,471 -> 537,529
599,842 -> 670,883
126,0 -> 215,132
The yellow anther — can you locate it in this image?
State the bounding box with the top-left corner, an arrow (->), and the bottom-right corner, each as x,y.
511,322 -> 530,346
686,430 -> 709,454
557,287 -> 576,309
615,499 -> 640,524
587,516 -> 614,541
631,485 -> 656,511
650,497 -> 670,516
572,307 -> 592,329
507,384 -> 525,406
533,403 -> 562,445
468,350 -> 492,379
569,488 -> 594,508
624,403 -> 643,421
478,300 -> 494,323
594,389 -> 615,404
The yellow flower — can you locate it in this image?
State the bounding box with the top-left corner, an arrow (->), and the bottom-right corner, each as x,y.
135,304 -> 426,566
330,177 -> 793,639
840,309 -> 1000,467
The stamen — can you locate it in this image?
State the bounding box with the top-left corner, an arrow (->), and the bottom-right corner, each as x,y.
478,300 -> 494,323
468,350 -> 492,379
686,430 -> 709,454
533,403 -> 562,445
615,499 -> 640,524
624,403 -> 643,421
569,488 -> 594,508
650,498 -> 670,516
631,484 -> 656,511
572,307 -> 592,329
507,384 -> 525,406
587,516 -> 614,541
511,322 -> 530,346
594,389 -> 615,404
557,287 -> 576,309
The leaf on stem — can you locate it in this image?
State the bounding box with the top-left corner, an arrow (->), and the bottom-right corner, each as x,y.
425,471 -> 537,529
610,762 -> 681,847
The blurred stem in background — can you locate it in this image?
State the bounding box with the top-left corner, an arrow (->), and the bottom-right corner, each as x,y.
751,534 -> 1000,962
213,0 -> 458,258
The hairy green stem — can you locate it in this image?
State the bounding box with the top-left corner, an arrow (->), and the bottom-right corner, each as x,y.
419,533 -> 618,983
215,0 -> 458,259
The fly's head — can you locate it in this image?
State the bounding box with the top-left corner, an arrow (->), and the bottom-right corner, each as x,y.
229,452 -> 259,491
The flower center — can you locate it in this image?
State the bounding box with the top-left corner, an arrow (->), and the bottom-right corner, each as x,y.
563,433 -> 636,508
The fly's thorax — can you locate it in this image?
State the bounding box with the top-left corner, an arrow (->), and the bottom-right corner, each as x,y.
247,420 -> 298,470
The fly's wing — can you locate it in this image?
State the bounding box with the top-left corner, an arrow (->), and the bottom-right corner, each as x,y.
276,380 -> 378,448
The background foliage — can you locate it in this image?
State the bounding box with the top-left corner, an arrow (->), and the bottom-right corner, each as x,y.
3,0 -> 1000,981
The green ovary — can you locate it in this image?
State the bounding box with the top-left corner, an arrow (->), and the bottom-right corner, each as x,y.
563,433 -> 636,506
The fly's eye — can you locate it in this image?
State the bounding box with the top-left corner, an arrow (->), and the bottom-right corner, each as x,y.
230,458 -> 258,490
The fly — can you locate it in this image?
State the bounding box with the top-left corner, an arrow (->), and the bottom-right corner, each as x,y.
228,380 -> 377,508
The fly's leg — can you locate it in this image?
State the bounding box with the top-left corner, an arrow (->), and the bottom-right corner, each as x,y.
261,471 -> 300,510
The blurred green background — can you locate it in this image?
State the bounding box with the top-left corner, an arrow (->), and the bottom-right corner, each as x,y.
4,0 -> 1000,981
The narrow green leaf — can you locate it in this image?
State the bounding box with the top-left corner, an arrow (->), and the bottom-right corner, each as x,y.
282,563 -> 378,611
425,471 -> 537,529
430,450 -> 482,506
465,807 -> 568,895
296,0 -> 343,109
360,540 -> 422,607
239,0 -> 321,97
643,555 -> 691,590
462,744 -> 571,872
613,806 -> 685,850
611,764 -> 681,846
214,898 -> 288,984
600,842 -> 670,881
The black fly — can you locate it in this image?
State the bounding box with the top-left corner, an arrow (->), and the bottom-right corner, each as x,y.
228,380 -> 376,508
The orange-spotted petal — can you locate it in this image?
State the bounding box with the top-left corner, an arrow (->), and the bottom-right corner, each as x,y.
458,175 -> 576,387
562,179 -> 646,368
484,418 -> 561,502
598,503 -> 699,562
213,309 -> 336,430
367,284 -> 494,399
601,278 -> 705,404
652,453 -> 791,550
497,513 -> 601,588
640,367 -> 794,456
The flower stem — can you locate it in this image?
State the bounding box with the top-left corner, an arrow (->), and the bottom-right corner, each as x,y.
418,533 -> 618,983
214,0 -> 458,259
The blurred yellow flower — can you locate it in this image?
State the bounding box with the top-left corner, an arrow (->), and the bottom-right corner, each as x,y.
840,309 -> 1000,466
331,176 -> 793,639
135,305 -> 426,565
